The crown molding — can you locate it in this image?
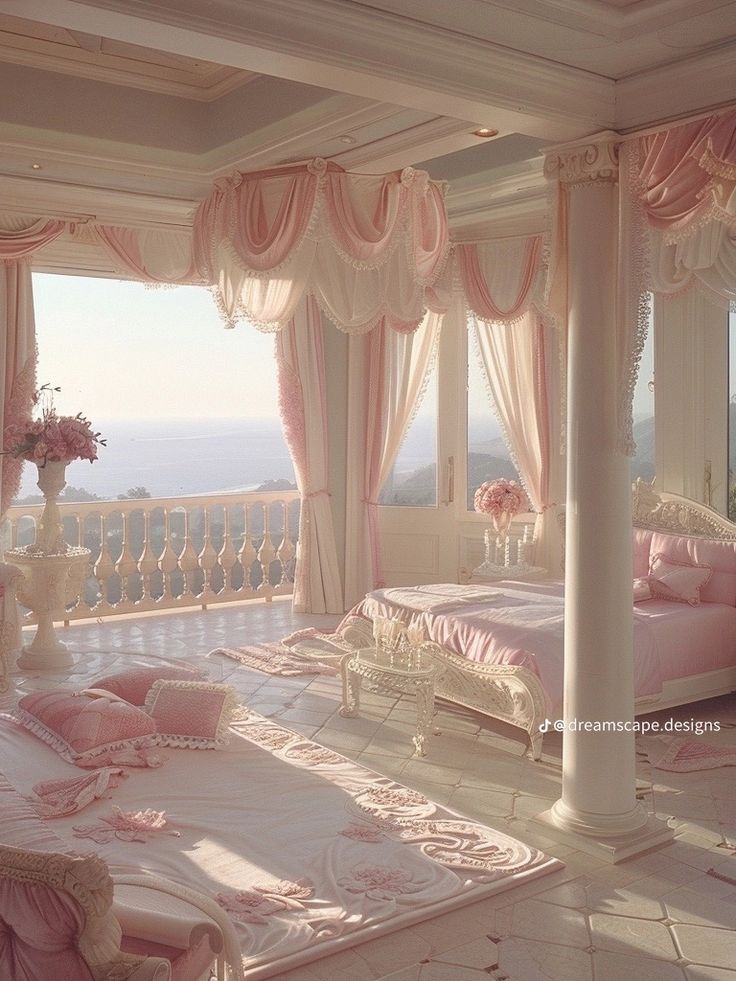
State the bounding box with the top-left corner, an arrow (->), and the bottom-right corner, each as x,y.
616,45 -> 736,131
0,36 -> 257,101
0,98 -> 485,206
8,0 -> 613,138
331,118 -> 486,173
491,0 -> 733,41
0,95 -> 402,197
0,173 -> 197,227
446,162 -> 548,238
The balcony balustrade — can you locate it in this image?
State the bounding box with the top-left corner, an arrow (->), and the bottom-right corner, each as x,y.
2,489 -> 300,623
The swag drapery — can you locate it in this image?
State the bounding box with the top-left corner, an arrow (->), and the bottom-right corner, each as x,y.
0,215 -> 66,519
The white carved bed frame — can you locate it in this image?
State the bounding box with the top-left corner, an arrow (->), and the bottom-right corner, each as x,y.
342,484 -> 736,759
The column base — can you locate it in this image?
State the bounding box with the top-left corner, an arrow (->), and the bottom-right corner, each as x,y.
534,805 -> 674,864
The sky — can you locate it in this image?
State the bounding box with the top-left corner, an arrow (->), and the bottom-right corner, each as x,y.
32,273 -> 282,420
32,270 -> 665,424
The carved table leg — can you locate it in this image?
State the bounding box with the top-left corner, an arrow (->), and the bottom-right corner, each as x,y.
413,679 -> 436,756
339,655 -> 360,718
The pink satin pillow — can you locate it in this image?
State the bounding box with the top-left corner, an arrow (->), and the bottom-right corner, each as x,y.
145,680 -> 237,750
633,577 -> 653,603
16,690 -> 157,763
649,553 -> 712,606
89,665 -> 205,707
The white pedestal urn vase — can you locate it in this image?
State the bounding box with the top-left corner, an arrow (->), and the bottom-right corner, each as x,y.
8,458 -> 91,671
2,391 -> 103,671
35,458 -> 69,555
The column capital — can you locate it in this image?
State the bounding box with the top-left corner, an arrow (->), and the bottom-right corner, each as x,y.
543,131 -> 620,185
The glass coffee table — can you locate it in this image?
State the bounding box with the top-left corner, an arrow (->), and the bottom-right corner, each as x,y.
339,647 -> 442,756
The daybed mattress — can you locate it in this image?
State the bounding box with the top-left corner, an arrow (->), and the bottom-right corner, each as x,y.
349,581 -> 736,714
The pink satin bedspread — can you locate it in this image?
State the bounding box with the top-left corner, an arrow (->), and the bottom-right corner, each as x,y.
348,581 -> 736,714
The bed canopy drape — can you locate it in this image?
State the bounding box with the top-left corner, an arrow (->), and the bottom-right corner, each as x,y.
192,159 -> 450,333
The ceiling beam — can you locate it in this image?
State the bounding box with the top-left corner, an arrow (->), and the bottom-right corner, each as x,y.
4,0 -> 614,139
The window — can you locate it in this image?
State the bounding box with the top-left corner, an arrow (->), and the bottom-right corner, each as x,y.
378,359 -> 438,507
631,305 -> 655,483
466,331 -> 520,510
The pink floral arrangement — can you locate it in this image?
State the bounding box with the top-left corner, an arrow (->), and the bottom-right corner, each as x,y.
3,384 -> 105,466
473,478 -> 527,517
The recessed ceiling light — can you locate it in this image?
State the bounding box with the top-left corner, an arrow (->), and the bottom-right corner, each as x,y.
472,128 -> 498,139
339,135 -> 357,145
30,162 -> 42,170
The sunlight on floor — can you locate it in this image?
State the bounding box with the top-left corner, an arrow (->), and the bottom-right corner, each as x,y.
8,598 -> 736,981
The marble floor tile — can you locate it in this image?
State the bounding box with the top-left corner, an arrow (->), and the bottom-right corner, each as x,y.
497,937 -> 593,981
431,936 -> 498,969
12,603 -> 736,981
591,950 -> 686,981
589,913 -> 678,959
672,923 -> 736,968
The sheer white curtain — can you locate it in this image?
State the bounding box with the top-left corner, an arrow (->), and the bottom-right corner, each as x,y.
471,309 -> 563,573
457,237 -> 563,574
345,312 -> 442,608
275,298 -> 343,614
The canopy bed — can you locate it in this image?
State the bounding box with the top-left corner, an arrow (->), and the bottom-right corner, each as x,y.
333,485 -> 736,760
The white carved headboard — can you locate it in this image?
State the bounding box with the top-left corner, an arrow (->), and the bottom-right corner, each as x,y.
632,479 -> 736,541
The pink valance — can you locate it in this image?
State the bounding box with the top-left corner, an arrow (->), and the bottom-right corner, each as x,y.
456,236 -> 544,324
0,216 -> 65,259
193,158 -> 450,333
637,109 -> 736,242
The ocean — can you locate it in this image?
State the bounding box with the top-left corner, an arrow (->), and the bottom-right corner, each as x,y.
16,418 -> 297,502
15,415 -> 506,503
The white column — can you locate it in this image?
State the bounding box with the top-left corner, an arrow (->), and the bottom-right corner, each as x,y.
537,136 -> 672,861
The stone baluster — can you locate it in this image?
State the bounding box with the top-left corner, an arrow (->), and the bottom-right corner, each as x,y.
219,507 -> 238,593
116,511 -> 138,605
159,509 -> 179,600
238,503 -> 257,592
198,508 -> 218,608
177,508 -> 200,600
275,500 -> 295,586
93,514 -> 115,611
257,503 -> 276,600
138,511 -> 159,602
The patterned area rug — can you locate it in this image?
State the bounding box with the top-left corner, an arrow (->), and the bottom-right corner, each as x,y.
638,735 -> 736,771
0,707 -> 563,981
209,642 -> 339,676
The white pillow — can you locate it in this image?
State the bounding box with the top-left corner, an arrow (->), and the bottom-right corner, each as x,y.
649,553 -> 712,606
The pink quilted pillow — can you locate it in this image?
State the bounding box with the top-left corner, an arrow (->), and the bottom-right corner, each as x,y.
90,666 -> 206,706
145,680 -> 237,749
649,553 -> 712,606
16,690 -> 157,763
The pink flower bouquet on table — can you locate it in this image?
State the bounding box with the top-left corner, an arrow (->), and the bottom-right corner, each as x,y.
474,478 -> 527,536
3,384 -> 105,466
